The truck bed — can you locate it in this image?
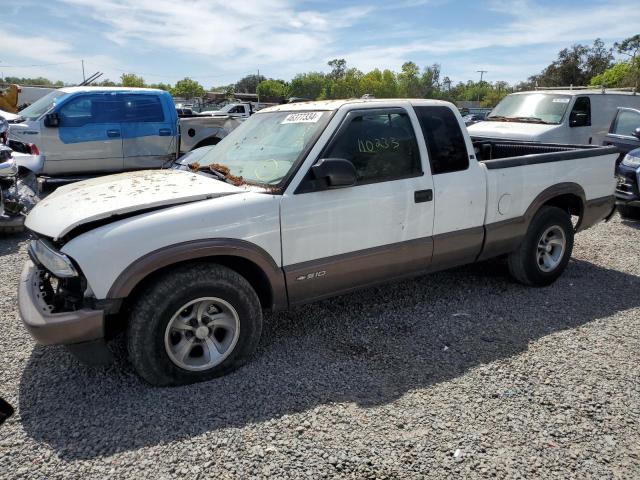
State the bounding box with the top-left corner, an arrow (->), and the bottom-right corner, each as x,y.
472,139 -> 619,168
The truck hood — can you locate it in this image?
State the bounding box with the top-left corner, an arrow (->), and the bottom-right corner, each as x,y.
467,121 -> 558,141
25,169 -> 242,240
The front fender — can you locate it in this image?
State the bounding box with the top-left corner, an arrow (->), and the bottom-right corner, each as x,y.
107,238 -> 287,310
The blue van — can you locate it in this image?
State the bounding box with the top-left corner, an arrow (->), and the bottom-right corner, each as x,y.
8,87 -> 179,175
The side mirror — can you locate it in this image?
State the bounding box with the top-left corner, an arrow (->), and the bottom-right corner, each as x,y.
44,112 -> 60,128
311,158 -> 357,188
570,112 -> 589,127
633,127 -> 640,140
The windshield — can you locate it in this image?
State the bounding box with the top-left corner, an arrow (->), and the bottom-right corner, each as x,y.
194,110 -> 330,185
19,91 -> 67,120
488,93 -> 571,124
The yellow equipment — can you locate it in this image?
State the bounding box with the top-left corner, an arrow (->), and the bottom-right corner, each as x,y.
0,85 -> 22,113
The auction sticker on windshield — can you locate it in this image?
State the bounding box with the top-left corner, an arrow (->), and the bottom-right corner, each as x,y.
281,112 -> 324,124
552,98 -> 570,103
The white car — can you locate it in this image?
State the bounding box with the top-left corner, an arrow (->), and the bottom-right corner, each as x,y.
19,98 -> 617,386
469,89 -> 640,145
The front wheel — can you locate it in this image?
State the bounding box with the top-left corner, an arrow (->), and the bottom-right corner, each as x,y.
508,206 -> 574,286
127,263 -> 263,386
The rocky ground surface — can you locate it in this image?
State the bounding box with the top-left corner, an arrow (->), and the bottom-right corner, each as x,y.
0,216 -> 639,479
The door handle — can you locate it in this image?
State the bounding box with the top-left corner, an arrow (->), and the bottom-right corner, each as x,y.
159,128 -> 172,136
414,189 -> 433,203
106,129 -> 120,138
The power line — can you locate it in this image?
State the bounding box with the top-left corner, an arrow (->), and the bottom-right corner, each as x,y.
84,61 -> 260,81
0,60 -> 78,68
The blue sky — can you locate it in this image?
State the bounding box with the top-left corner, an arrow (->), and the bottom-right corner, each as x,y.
1,0 -> 639,88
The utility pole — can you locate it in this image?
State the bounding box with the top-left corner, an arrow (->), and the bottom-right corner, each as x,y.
81,60 -> 86,82
476,70 -> 487,102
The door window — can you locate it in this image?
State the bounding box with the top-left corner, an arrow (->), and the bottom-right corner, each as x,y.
321,110 -> 422,185
414,106 -> 469,174
611,109 -> 640,136
58,94 -> 123,127
569,97 -> 591,127
121,95 -> 164,122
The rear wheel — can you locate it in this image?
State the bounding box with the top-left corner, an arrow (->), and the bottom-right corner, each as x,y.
508,206 -> 574,286
127,263 -> 262,386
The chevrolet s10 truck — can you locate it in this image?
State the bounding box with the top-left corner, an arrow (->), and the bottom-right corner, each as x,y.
19,99 -> 617,386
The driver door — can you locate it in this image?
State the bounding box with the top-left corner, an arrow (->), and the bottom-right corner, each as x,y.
41,92 -> 124,175
280,107 -> 435,305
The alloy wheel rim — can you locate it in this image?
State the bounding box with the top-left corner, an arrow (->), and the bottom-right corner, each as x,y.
536,225 -> 566,273
164,297 -> 240,371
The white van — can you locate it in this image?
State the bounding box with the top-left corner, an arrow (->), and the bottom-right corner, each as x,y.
468,89 -> 640,145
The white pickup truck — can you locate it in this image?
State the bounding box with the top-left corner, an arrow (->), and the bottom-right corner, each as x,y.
18,99 -> 617,386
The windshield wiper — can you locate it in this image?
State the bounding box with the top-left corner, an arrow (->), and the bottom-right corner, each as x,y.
509,116 -> 552,124
485,115 -> 551,124
207,167 -> 228,182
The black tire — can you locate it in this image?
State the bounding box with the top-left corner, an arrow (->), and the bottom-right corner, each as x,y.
193,137 -> 220,149
127,263 -> 262,386
508,206 -> 574,287
617,205 -> 640,220
0,223 -> 25,234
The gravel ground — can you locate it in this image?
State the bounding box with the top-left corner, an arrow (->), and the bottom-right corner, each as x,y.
0,215 -> 639,479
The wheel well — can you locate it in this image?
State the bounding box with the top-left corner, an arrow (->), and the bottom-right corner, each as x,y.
193,136 -> 221,149
119,256 -> 274,319
542,193 -> 583,220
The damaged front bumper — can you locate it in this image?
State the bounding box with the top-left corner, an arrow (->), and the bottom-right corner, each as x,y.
18,260 -> 105,345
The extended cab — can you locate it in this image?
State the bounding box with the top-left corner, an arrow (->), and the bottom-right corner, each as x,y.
18,99 -> 617,386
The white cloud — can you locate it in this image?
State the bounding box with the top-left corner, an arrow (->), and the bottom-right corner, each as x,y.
342,0 -> 640,82
60,0 -> 371,68
0,29 -> 117,84
3,0 -> 639,85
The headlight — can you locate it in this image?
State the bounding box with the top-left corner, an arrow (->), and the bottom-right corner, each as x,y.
29,240 -> 78,278
622,154 -> 640,168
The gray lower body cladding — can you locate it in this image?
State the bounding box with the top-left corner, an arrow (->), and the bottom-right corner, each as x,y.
284,196 -> 614,305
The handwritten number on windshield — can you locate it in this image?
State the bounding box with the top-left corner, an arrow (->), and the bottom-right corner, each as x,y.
357,137 -> 400,153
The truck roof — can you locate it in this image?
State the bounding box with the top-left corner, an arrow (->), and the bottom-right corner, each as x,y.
57,86 -> 167,94
514,89 -> 639,96
260,98 -> 454,113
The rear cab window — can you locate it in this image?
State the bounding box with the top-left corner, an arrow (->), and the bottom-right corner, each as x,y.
414,106 -> 469,174
121,95 -> 165,122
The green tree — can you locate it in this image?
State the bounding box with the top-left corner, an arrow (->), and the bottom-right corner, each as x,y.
149,82 -> 172,91
590,62 -> 634,87
327,58 -> 347,81
171,77 -> 205,99
120,73 -> 145,87
615,34 -> 640,89
256,79 -> 290,102
360,69 -> 383,97
379,69 -> 399,98
420,64 -> 441,98
330,68 -> 363,99
95,79 -> 117,87
3,76 -> 64,87
398,61 -> 422,97
234,74 -> 266,94
289,72 -> 327,99
528,39 -> 613,87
